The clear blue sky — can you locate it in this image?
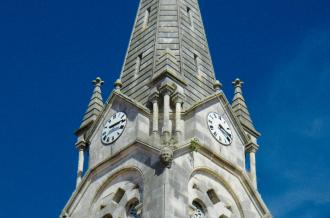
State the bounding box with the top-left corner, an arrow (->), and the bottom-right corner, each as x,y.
0,0 -> 329,217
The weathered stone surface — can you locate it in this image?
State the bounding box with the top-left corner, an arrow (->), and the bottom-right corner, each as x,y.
61,0 -> 272,217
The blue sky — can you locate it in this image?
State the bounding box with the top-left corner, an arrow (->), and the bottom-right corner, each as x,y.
0,0 -> 329,217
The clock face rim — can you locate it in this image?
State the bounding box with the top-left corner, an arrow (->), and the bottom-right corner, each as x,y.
207,112 -> 233,145
101,112 -> 127,145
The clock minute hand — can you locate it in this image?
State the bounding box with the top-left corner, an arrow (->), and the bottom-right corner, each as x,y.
106,120 -> 124,136
108,120 -> 124,129
218,125 -> 231,138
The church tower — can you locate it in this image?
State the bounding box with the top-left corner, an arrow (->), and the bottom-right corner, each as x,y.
61,0 -> 271,217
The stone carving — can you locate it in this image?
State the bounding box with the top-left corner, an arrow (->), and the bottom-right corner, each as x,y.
160,146 -> 173,168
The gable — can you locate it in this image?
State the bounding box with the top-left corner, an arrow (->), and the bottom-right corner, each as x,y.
87,91 -> 151,168
183,92 -> 249,169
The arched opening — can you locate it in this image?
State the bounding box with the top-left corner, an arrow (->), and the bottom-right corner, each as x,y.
102,214 -> 112,218
192,200 -> 206,218
126,198 -> 141,218
188,169 -> 244,218
207,189 -> 220,204
113,188 -> 126,203
92,168 -> 144,217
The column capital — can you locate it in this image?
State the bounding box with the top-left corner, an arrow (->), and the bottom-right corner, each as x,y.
148,91 -> 160,103
245,141 -> 259,153
172,92 -> 185,104
159,81 -> 175,96
75,139 -> 87,150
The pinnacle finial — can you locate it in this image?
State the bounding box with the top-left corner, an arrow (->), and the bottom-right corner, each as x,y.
93,77 -> 104,87
114,79 -> 123,91
213,80 -> 223,91
232,78 -> 244,88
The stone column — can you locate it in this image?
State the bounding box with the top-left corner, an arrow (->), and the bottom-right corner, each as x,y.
76,148 -> 84,187
250,150 -> 257,187
160,83 -> 175,144
163,90 -> 171,142
246,142 -> 259,189
173,93 -> 184,143
153,99 -> 159,135
149,91 -> 160,144
75,140 -> 86,188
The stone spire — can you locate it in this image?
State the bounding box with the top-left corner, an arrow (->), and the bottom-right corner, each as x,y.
79,77 -> 104,130
232,78 -> 259,137
119,0 -> 218,108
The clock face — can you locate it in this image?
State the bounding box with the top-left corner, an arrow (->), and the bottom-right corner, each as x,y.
207,112 -> 233,145
101,112 -> 127,144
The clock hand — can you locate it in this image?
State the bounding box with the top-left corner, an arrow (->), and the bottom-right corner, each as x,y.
105,120 -> 125,136
107,126 -> 121,136
218,124 -> 231,136
220,128 -> 231,140
218,125 -> 232,139
108,119 -> 125,129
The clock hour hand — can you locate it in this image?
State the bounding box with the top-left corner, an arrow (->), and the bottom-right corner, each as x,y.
107,125 -> 121,136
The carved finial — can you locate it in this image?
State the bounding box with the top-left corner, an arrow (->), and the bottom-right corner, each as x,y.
232,78 -> 244,88
114,79 -> 123,91
93,77 -> 104,87
213,80 -> 223,91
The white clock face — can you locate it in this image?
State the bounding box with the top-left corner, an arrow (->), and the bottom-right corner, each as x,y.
207,112 -> 233,145
101,112 -> 127,144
